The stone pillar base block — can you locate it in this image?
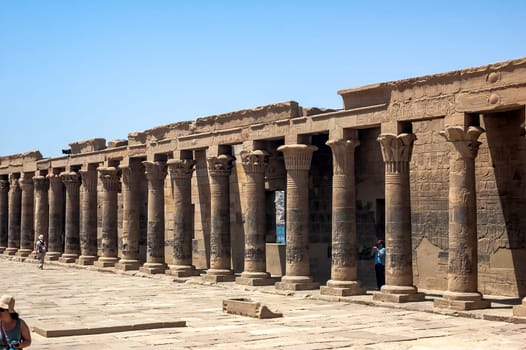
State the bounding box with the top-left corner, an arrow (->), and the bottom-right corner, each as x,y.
59,254 -> 78,263
373,291 -> 426,303
139,263 -> 166,274
236,276 -> 276,286
165,265 -> 195,277
276,275 -> 319,291
223,298 -> 282,319
372,285 -> 425,303
513,303 -> 526,317
320,281 -> 366,296
434,297 -> 491,310
115,260 -> 141,271
201,273 -> 236,283
76,256 -> 96,265
4,248 -> 18,256
16,249 -> 32,257
94,257 -> 118,268
45,252 -> 61,261
0,247 -> 6,254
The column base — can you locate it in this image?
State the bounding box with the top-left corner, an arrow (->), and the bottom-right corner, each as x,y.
4,248 -> 17,256
236,271 -> 275,286
93,257 -> 118,268
139,262 -> 166,274
201,269 -> 235,283
15,248 -> 32,257
59,253 -> 78,263
115,259 -> 141,271
0,247 -> 6,254
165,265 -> 196,277
275,275 -> 320,291
433,291 -> 491,310
373,285 -> 426,303
513,298 -> 526,317
320,280 -> 366,296
45,251 -> 61,261
76,255 -> 96,265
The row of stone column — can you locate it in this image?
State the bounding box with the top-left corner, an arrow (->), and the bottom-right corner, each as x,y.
0,126 -> 495,310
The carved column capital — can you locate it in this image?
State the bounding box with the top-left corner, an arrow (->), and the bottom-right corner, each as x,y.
440,126 -> 485,159
19,174 -> 34,192
326,138 -> 360,175
46,173 -> 63,192
32,176 -> 49,192
277,144 -> 318,171
0,180 -> 9,192
377,133 -> 417,174
207,154 -> 234,177
60,171 -> 81,191
121,162 -> 144,190
98,167 -> 120,192
8,174 -> 20,192
167,159 -> 196,179
143,161 -> 167,187
240,150 -> 269,174
79,169 -> 98,193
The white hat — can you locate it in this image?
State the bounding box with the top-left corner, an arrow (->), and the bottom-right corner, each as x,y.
0,295 -> 15,313
38,234 -> 44,240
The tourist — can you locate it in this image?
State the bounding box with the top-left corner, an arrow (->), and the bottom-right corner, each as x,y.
34,235 -> 46,270
0,295 -> 31,349
371,240 -> 385,290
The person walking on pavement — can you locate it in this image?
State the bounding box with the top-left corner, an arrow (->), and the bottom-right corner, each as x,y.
371,239 -> 385,290
34,235 -> 47,270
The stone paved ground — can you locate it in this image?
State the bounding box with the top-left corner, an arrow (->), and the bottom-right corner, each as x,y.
2,258 -> 526,349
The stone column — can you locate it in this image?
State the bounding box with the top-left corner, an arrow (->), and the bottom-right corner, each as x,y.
94,167 -> 119,267
77,167 -> 98,265
275,144 -> 320,291
59,171 -> 80,263
0,179 -> 9,253
434,126 -> 490,310
321,138 -> 366,296
115,162 -> 143,271
5,174 -> 21,255
139,161 -> 167,274
32,176 -> 49,256
166,159 -> 196,277
236,149 -> 275,286
201,154 -> 235,282
16,173 -> 34,257
373,133 -> 425,302
46,172 -> 63,260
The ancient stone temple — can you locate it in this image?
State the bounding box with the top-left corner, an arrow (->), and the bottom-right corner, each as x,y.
1,58 -> 526,313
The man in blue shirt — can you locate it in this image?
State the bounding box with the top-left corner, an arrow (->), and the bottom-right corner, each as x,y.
371,240 -> 385,290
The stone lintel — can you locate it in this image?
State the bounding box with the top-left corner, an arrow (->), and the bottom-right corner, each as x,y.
115,260 -> 141,271
275,281 -> 320,291
235,276 -> 276,286
433,298 -> 491,311
76,256 -> 96,265
139,263 -> 166,274
373,291 -> 426,303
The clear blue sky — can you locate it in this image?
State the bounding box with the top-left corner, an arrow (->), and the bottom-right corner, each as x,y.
1,0 -> 525,158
